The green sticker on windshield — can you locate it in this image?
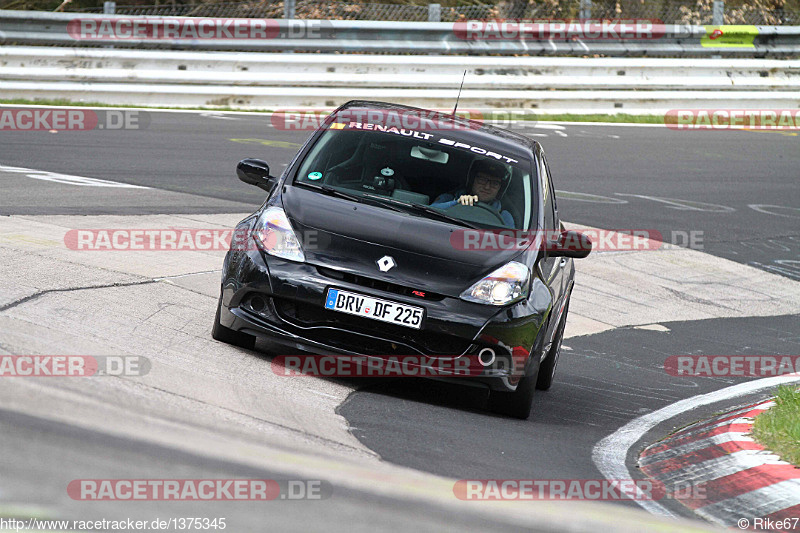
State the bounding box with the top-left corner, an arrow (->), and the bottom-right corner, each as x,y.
308,172 -> 322,180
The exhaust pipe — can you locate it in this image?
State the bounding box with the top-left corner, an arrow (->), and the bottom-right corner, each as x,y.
478,347 -> 496,367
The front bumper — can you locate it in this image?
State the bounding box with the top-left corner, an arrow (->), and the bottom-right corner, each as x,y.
220,246 -> 550,392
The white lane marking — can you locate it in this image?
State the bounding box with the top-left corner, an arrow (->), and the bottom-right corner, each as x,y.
739,239 -> 794,253
695,481 -> 800,522
488,122 -> 559,133
748,204 -> 800,219
616,193 -> 736,213
592,375 -> 800,518
556,191 -> 629,204
199,112 -> 240,121
748,260 -> 800,281
572,131 -> 622,140
525,124 -> 566,130
0,164 -> 149,189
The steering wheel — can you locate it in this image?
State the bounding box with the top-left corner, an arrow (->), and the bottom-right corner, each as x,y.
445,201 -> 506,225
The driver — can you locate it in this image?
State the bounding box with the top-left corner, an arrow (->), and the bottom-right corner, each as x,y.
430,159 -> 514,227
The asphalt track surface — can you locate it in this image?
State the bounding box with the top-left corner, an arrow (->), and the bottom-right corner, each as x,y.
2,111 -> 798,280
1,108 -> 799,529
340,314 -> 800,519
0,409 -> 523,533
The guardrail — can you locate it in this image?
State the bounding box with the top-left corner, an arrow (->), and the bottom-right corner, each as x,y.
2,46 -> 800,113
2,10 -> 800,57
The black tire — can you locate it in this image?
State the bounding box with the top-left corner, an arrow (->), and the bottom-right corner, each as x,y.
212,295 -> 256,350
488,370 -> 537,419
536,299 -> 570,391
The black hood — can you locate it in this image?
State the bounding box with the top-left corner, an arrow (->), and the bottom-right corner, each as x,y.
281,186 -> 528,297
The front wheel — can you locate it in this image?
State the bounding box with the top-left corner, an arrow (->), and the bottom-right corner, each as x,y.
212,294 -> 256,350
488,370 -> 537,419
536,299 -> 570,391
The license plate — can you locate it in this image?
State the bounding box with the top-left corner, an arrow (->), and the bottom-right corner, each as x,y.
324,288 -> 424,329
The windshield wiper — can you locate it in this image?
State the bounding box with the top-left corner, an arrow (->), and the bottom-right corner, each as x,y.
362,194 -> 478,228
297,182 -> 365,203
297,183 -> 405,212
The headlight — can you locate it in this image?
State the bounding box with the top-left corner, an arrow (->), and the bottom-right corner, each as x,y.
460,261 -> 530,305
254,206 -> 305,262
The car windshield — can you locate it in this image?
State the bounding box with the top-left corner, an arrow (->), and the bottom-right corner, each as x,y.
293,120 -> 535,230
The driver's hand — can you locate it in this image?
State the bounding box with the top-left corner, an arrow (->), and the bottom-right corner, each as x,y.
457,195 -> 479,206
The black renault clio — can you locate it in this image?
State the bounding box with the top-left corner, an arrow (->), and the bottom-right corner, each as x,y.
213,101 -> 590,419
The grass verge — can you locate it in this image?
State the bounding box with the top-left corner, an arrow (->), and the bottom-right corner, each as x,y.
751,385 -> 800,466
484,112 -> 665,124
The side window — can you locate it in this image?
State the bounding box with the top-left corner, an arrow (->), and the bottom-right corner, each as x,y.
539,156 -> 556,233
544,157 -> 560,228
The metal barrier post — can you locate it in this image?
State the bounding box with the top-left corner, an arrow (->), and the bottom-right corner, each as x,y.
712,1 -> 724,58
580,0 -> 592,20
103,2 -> 116,48
712,0 -> 725,25
284,0 -> 296,19
428,3 -> 441,23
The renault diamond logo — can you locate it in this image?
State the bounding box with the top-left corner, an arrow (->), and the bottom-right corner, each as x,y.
376,256 -> 396,272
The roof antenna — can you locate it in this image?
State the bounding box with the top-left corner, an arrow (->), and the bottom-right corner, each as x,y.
452,70 -> 467,118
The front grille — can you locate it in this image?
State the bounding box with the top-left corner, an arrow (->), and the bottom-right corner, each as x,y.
272,297 -> 472,356
316,266 -> 445,302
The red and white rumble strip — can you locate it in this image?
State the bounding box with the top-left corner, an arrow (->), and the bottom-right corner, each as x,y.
638,399 -> 800,529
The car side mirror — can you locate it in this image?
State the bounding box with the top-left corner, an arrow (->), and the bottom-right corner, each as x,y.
237,158 -> 277,192
548,230 -> 592,259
